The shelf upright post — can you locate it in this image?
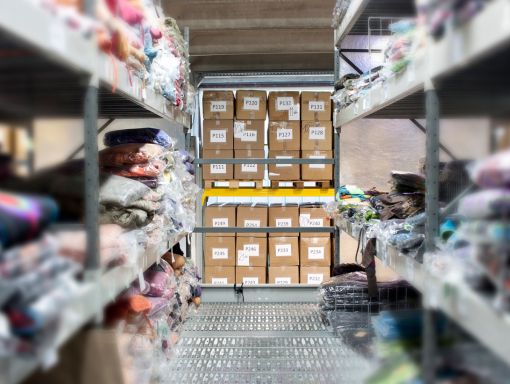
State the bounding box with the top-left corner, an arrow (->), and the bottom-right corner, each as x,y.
84,0 -> 99,274
423,80 -> 440,384
333,126 -> 341,265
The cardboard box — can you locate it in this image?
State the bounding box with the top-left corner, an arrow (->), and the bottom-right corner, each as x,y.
234,120 -> 265,150
203,120 -> 233,150
236,203 -> 268,237
202,149 -> 233,180
300,91 -> 332,121
299,203 -> 332,237
236,236 -> 267,267
268,121 -> 300,151
301,121 -> 333,150
204,237 -> 236,266
300,237 -> 331,266
204,203 -> 237,237
236,266 -> 267,285
268,91 -> 300,121
300,266 -> 331,285
268,150 -> 300,181
235,90 -> 267,120
268,203 -> 299,237
268,266 -> 299,285
301,150 -> 333,181
234,150 -> 265,180
203,91 -> 234,120
268,237 -> 299,266
205,266 -> 235,284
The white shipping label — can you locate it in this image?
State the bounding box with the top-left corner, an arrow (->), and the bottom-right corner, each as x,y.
275,244 -> 292,257
240,130 -> 257,142
309,127 -> 326,140
243,244 -> 260,257
308,273 -> 324,284
309,101 -> 325,112
212,248 -> 229,259
243,277 -> 259,285
210,101 -> 227,112
210,164 -> 227,174
308,247 -> 325,260
243,97 -> 260,111
308,218 -> 324,227
275,277 -> 291,285
210,129 -> 227,143
276,128 -> 293,141
276,97 -> 294,111
212,278 -> 228,285
276,218 -> 292,227
309,155 -> 326,169
244,219 -> 261,228
275,156 -> 292,168
234,121 -> 246,138
212,218 -> 228,227
241,164 -> 258,173
299,214 -> 311,226
237,251 -> 250,266
288,104 -> 300,120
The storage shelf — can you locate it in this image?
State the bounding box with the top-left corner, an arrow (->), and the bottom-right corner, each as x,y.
334,0 -> 369,47
202,284 -> 320,303
0,0 -> 96,75
340,220 -> 425,292
195,226 -> 335,233
334,0 -> 510,127
0,0 -> 190,126
5,233 -> 187,384
203,188 -> 335,198
334,58 -> 426,127
341,219 -> 510,366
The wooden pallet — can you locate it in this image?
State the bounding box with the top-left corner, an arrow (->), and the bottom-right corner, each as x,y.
204,180 -> 264,189
270,180 -> 332,189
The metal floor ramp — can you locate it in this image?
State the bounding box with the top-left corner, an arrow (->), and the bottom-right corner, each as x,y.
158,303 -> 373,384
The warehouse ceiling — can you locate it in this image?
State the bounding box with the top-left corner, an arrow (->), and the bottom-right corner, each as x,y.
164,0 -> 336,74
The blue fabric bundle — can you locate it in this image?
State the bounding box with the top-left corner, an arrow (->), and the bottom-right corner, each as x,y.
104,128 -> 173,149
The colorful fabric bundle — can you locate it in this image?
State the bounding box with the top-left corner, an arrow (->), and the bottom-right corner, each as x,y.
104,128 -> 174,149
0,191 -> 59,249
469,149 -> 510,188
101,159 -> 166,178
99,143 -> 167,166
458,189 -> 510,219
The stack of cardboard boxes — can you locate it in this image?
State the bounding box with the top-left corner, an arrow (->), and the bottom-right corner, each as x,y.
202,91 -> 235,180
204,203 -> 332,285
267,91 -> 333,182
301,92 -> 334,181
234,91 -> 267,181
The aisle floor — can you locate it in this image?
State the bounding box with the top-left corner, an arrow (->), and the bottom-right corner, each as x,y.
162,303 -> 373,384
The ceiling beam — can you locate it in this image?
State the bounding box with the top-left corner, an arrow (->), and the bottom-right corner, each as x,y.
189,29 -> 332,55
164,0 -> 335,30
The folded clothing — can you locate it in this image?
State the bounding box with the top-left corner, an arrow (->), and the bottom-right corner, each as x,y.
458,189 -> 510,219
104,128 -> 173,149
0,191 -> 59,249
390,171 -> 425,193
100,199 -> 161,228
101,159 -> 166,178
99,143 -> 167,166
470,149 -> 510,188
371,192 -> 425,220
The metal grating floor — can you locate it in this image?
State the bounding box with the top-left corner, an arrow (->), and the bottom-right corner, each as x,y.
159,303 -> 374,384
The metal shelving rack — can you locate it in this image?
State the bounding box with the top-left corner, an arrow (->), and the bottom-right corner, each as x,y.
191,74 -> 341,301
333,0 -> 510,380
0,1 -> 191,383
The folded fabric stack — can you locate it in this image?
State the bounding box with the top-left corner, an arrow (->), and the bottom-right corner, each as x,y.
34,0 -> 193,113
105,253 -> 201,383
449,149 -> 510,311
0,223 -> 82,359
100,127 -> 199,250
417,0 -> 487,40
